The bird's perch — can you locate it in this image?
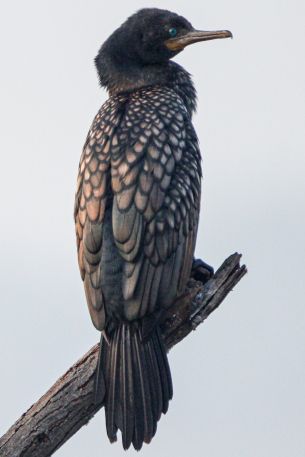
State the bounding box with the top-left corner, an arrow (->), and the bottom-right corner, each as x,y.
0,253 -> 246,457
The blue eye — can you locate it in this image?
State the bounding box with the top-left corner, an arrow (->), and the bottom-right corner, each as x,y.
168,27 -> 177,37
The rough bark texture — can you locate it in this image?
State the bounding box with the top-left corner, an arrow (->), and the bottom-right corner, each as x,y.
0,253 -> 246,457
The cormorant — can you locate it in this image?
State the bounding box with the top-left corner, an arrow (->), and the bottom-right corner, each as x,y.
74,8 -> 232,450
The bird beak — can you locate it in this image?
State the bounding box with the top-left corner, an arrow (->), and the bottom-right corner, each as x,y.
165,29 -> 233,52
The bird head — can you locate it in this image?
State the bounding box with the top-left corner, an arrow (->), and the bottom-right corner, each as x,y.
95,8 -> 232,93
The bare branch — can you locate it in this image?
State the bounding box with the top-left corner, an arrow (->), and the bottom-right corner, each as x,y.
0,253 -> 246,457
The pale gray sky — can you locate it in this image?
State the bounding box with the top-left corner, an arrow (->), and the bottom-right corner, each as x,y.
0,1 -> 304,456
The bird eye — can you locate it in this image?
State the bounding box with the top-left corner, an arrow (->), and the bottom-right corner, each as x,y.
168,27 -> 177,37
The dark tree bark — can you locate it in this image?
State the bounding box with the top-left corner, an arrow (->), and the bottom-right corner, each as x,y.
0,253 -> 246,457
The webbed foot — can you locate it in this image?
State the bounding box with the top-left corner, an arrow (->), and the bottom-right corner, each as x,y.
191,257 -> 214,284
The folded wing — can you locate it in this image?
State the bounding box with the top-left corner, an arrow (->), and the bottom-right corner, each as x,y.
74,95 -> 127,330
111,87 -> 201,321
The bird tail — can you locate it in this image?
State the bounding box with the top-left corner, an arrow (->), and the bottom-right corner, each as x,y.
95,322 -> 173,450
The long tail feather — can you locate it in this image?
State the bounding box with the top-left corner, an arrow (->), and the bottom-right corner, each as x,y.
95,322 -> 173,450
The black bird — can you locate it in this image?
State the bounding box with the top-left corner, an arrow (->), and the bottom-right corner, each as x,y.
74,8 -> 231,450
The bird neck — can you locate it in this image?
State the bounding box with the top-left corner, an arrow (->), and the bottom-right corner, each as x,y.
95,53 -> 197,116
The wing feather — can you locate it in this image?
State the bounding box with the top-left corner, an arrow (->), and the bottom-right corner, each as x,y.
112,86 -> 201,321
76,86 -> 201,328
74,95 -> 126,330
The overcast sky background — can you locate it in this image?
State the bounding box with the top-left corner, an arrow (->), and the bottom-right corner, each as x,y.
0,1 -> 304,456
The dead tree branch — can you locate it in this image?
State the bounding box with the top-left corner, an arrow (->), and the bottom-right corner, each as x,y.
0,253 -> 246,457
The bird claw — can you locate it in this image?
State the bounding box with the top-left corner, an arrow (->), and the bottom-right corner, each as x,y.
191,257 -> 214,284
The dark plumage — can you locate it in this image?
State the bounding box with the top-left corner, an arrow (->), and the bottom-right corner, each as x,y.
74,8 -> 231,450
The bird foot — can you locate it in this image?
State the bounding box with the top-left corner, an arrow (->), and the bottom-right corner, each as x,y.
191,257 -> 214,284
